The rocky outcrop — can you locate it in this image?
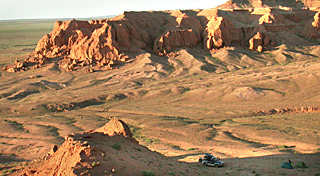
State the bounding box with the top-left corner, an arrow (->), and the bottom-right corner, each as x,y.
302,12 -> 320,39
94,117 -> 133,138
14,118 -> 201,176
217,0 -> 320,9
312,12 -> 320,29
154,29 -> 201,55
203,16 -> 242,49
254,106 -> 320,116
258,12 -> 287,24
249,32 -> 270,52
3,4 -> 320,73
16,119 -> 137,176
249,32 -> 263,52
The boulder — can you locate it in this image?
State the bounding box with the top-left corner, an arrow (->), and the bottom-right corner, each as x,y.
48,145 -> 58,156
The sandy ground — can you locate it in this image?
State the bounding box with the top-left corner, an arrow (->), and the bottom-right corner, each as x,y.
0,44 -> 320,175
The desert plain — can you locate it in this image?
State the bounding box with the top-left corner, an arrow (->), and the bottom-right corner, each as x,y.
1,0 -> 320,175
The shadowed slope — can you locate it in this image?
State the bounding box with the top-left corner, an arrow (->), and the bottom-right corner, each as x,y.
13,118 -> 200,176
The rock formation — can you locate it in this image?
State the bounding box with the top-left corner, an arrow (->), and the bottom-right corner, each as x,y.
249,32 -> 271,52
217,0 -> 320,9
203,14 -> 241,49
312,12 -> 320,28
302,11 -> 320,38
3,1 -> 320,72
15,119 -> 140,176
254,106 -> 320,116
94,117 -> 133,138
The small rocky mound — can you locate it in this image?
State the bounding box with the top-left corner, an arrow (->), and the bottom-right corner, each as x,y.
94,117 -> 133,138
13,118 -> 196,176
222,86 -> 282,101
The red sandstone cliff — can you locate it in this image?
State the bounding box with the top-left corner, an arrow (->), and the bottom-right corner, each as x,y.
3,2 -> 320,72
217,0 -> 320,9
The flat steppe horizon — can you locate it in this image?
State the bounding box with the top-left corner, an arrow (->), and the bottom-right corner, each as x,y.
0,0 -> 228,20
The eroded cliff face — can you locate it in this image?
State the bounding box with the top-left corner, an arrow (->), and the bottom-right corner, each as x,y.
3,6 -> 320,72
217,0 -> 320,9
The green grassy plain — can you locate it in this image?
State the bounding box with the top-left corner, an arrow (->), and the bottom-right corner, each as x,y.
0,20 -> 54,66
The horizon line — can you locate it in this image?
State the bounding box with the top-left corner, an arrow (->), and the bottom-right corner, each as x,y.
0,7 -> 212,21
0,15 -> 117,22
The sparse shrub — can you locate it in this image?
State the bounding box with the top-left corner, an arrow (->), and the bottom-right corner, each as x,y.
170,145 -> 183,150
186,148 -> 197,151
111,142 -> 121,150
142,171 -> 155,176
145,138 -> 159,144
5,120 -> 25,131
277,145 -> 288,149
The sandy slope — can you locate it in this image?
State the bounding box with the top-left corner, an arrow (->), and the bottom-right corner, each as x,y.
1,46 -> 320,175
9,119 -> 320,176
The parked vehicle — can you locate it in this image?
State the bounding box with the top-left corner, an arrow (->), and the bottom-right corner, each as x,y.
199,153 -> 224,167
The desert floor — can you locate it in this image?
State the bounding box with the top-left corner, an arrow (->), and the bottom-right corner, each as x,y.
0,20 -> 319,176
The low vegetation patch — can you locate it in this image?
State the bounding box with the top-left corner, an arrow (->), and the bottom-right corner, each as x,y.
186,148 -> 198,151
111,142 -> 121,150
128,125 -> 160,145
4,120 -> 26,132
142,171 -> 155,176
